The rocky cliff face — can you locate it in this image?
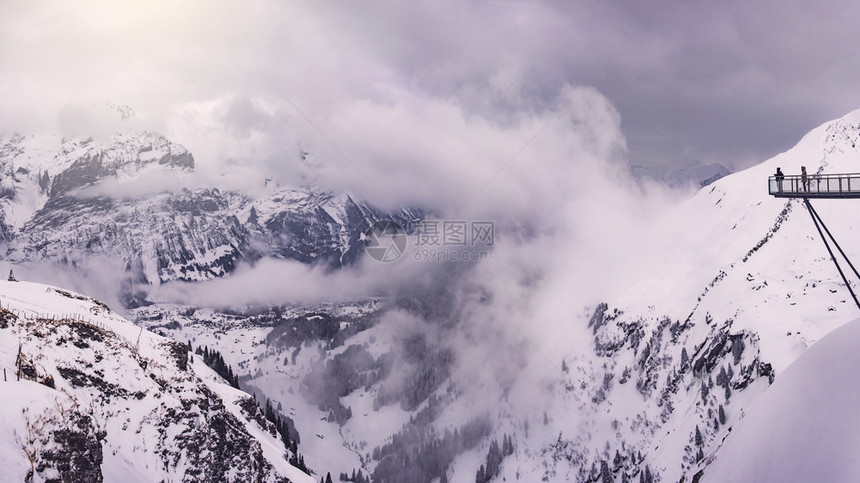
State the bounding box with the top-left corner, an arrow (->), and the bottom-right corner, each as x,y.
0,132 -> 421,301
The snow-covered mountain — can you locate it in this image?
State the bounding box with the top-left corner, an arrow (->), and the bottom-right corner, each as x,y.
4,109 -> 860,482
0,279 -> 315,482
0,132 -> 421,301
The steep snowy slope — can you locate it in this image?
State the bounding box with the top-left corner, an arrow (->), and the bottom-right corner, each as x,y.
574,109 -> 860,481
0,280 -> 315,482
622,111 -> 860,373
701,318 -> 860,482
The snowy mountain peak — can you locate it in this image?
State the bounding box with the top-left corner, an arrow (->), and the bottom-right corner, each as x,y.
0,131 -> 194,229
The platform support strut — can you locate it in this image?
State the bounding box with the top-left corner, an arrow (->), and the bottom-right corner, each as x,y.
803,199 -> 860,312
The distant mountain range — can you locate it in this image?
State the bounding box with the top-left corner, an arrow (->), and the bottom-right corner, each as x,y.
630,161 -> 733,187
0,131 -> 422,306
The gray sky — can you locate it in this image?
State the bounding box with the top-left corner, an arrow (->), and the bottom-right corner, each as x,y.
2,0 -> 860,206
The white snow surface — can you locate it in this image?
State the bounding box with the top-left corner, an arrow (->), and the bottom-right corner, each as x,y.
703,318 -> 860,483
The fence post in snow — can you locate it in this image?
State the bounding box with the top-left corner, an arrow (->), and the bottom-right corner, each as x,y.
16,342 -> 21,381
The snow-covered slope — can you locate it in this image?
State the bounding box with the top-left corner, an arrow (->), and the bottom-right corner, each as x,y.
0,280 -> 314,482
701,318 -> 860,482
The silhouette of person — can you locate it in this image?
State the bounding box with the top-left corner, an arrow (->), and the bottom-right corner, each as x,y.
775,167 -> 784,192
801,166 -> 808,192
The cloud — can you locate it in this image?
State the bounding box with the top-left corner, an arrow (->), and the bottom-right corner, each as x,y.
56,101 -> 162,144
6,0 -> 860,185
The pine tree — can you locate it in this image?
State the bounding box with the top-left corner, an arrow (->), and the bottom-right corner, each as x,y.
485,439 -> 502,478
266,399 -> 275,423
681,347 -> 689,367
694,425 -> 703,447
476,464 -> 485,483
325,472 -> 333,483
601,460 -> 613,483
716,366 -> 727,386
613,449 -> 623,471
718,404 -> 726,425
503,433 -> 514,455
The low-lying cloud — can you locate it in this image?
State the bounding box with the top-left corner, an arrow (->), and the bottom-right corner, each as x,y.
0,0 -> 741,457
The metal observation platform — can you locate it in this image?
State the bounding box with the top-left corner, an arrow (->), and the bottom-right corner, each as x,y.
768,172 -> 860,198
768,171 -> 860,311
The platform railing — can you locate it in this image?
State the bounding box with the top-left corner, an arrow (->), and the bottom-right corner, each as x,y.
768,172 -> 860,198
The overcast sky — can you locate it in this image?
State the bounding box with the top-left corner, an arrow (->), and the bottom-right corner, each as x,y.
3,0 -> 860,202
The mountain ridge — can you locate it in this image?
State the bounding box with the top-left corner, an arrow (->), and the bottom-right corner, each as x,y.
0,279 -> 316,482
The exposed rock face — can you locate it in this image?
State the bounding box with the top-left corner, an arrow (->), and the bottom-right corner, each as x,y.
34,412 -> 105,483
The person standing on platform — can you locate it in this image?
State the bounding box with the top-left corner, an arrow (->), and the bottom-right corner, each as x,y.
775,167 -> 785,192
801,166 -> 808,192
